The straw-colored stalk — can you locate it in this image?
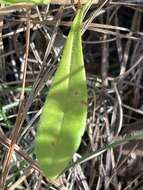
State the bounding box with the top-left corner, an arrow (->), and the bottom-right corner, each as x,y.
49,0 -> 99,4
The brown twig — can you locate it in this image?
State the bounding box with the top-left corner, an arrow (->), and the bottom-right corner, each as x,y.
0,8 -> 31,188
49,0 -> 99,4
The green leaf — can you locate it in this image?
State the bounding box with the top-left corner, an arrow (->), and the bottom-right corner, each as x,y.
35,7 -> 88,180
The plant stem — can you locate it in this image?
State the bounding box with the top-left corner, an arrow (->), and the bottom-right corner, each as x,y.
49,0 -> 99,4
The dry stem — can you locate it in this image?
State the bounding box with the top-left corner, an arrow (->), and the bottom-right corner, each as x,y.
49,0 -> 99,4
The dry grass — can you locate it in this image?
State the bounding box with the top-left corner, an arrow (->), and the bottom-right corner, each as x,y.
0,0 -> 143,189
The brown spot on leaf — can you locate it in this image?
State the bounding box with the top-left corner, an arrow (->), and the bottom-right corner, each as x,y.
74,91 -> 79,96
81,100 -> 88,106
51,141 -> 56,147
